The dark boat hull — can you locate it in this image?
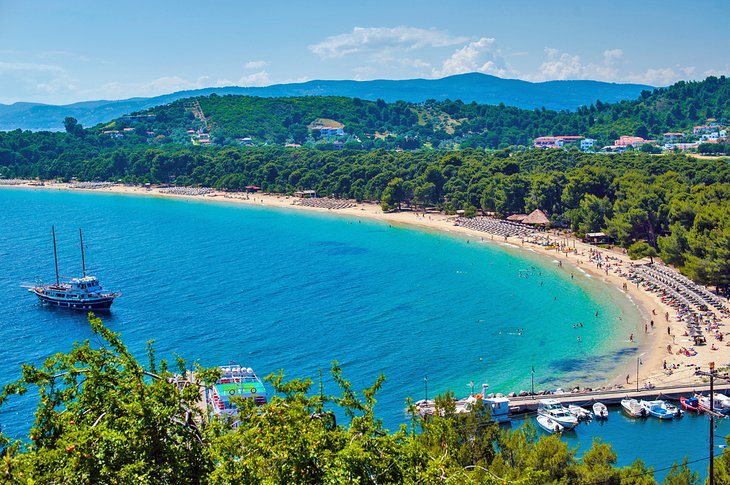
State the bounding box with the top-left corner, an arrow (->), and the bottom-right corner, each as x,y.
34,292 -> 115,310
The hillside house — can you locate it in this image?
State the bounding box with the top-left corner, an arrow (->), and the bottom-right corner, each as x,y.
533,136 -> 564,148
319,127 -> 345,137
693,125 -> 713,135
663,132 -> 685,142
614,136 -> 654,147
580,138 -> 596,151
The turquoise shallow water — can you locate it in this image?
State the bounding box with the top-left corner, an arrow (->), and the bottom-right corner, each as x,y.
0,187 -> 721,479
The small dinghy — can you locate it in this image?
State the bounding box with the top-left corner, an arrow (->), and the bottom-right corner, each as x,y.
621,398 -> 647,418
680,396 -> 699,412
592,402 -> 608,420
536,414 -> 564,434
568,404 -> 592,421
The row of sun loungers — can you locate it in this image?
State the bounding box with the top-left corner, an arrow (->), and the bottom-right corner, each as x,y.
0,179 -> 30,185
454,217 -> 535,238
638,265 -> 727,314
158,187 -> 214,196
70,181 -> 115,190
293,198 -> 356,210
649,264 -> 727,313
629,264 -> 729,348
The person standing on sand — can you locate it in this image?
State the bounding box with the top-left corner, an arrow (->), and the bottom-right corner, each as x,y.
626,374 -> 630,384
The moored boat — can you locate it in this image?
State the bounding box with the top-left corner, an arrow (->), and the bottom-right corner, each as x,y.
696,393 -> 730,415
680,396 -> 699,412
621,398 -> 647,418
536,414 -> 564,434
640,400 -> 677,420
207,364 -> 267,416
537,399 -> 578,429
592,402 -> 608,420
27,227 -> 120,310
568,404 -> 592,421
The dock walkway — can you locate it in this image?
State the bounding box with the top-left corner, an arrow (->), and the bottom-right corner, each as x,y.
508,382 -> 730,414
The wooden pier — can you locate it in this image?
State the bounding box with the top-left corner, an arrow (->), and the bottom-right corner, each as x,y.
507,382 -> 730,414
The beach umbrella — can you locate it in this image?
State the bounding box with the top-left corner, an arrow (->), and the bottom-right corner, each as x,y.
522,209 -> 550,226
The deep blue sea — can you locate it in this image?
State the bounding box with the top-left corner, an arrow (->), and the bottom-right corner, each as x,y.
0,187 -> 725,480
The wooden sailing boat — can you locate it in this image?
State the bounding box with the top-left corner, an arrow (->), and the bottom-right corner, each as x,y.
28,227 -> 121,310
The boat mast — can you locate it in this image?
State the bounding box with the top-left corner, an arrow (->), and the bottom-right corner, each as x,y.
79,228 -> 87,277
52,226 -> 60,285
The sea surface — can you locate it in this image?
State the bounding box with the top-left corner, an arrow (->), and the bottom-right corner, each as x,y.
0,187 -> 723,479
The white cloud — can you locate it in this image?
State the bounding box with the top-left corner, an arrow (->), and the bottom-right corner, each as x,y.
524,47 -> 703,86
244,60 -> 268,70
431,37 -> 509,78
237,71 -> 271,87
602,48 -> 623,63
0,61 -> 77,102
309,26 -> 467,59
0,61 -> 64,74
624,67 -> 695,86
703,67 -> 730,78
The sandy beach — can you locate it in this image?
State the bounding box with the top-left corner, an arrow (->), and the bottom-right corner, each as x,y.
4,180 -> 728,393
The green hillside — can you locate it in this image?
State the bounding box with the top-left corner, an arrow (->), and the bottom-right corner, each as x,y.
102,76 -> 730,150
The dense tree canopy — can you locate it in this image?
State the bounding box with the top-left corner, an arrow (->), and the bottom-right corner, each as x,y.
0,316 -> 723,483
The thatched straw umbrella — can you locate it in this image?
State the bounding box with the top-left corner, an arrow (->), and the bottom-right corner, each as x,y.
522,209 -> 550,226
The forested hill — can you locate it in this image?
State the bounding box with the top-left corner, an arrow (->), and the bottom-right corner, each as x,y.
0,73 -> 651,131
105,76 -> 730,149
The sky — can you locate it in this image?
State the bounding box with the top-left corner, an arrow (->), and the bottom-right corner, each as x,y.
1,0 -> 728,105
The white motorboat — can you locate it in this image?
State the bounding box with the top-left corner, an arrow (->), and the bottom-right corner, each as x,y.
592,402 -> 608,420
568,404 -> 592,420
697,393 -> 730,415
640,400 -> 677,420
621,398 -> 647,418
536,414 -> 564,434
537,399 -> 579,429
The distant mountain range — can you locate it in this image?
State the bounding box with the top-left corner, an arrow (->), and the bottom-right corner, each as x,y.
0,73 -> 653,131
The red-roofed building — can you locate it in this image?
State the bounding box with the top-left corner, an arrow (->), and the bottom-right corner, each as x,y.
533,136 -> 564,148
555,135 -> 584,143
663,132 -> 685,141
614,136 -> 654,147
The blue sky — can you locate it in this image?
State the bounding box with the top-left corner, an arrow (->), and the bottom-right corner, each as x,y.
1,0 -> 728,104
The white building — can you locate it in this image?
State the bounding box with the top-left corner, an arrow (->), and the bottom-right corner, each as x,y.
580,138 -> 596,151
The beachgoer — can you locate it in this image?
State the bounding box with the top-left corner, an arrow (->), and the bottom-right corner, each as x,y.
667,326 -> 671,335
626,374 -> 630,384
644,324 -> 648,333
577,336 -> 581,342
630,333 -> 634,343
665,312 -> 669,321
650,320 -> 654,328
595,311 -> 599,317
652,309 -> 657,315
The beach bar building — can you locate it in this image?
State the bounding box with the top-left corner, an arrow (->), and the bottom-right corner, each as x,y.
294,190 -> 317,198
583,232 -> 610,244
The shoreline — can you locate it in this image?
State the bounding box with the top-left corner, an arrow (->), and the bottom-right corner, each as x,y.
4,181 -> 727,394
